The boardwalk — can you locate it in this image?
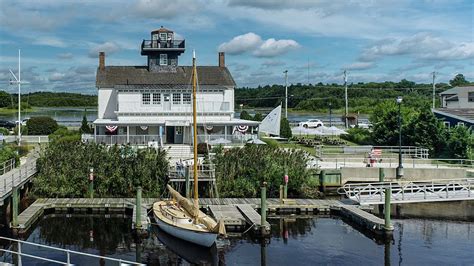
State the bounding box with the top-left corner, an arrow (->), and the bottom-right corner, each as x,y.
0,149 -> 39,206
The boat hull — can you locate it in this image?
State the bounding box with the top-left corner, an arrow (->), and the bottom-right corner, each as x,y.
154,213 -> 218,247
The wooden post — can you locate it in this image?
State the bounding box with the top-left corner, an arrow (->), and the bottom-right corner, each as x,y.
261,182 -> 267,234
320,170 -> 326,192
136,186 -> 142,229
12,186 -> 18,228
284,171 -> 288,199
185,166 -> 190,199
379,168 -> 385,182
89,168 -> 94,199
384,187 -> 394,231
279,185 -> 284,204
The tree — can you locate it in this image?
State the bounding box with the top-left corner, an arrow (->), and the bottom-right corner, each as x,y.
280,117 -> 292,139
0,91 -> 10,108
446,125 -> 473,159
26,116 -> 59,135
369,101 -> 413,146
405,108 -> 446,156
253,113 -> 263,121
80,109 -> 91,134
239,110 -> 253,120
449,74 -> 469,87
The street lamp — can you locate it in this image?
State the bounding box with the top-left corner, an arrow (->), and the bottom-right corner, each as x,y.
396,96 -> 403,179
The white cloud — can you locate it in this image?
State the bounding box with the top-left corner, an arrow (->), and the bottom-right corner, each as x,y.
262,60 -> 286,67
57,53 -> 74,59
133,0 -> 199,19
218,33 -> 299,57
88,42 -> 121,58
343,62 -> 375,71
33,37 -> 66,48
49,72 -> 66,81
360,33 -> 474,62
253,39 -> 300,57
218,32 -> 262,55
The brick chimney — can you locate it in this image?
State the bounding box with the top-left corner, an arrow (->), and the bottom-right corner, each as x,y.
218,52 -> 225,67
99,52 -> 105,70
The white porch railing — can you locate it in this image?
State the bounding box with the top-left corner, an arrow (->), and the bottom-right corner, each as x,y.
197,134 -> 258,145
90,135 -> 161,145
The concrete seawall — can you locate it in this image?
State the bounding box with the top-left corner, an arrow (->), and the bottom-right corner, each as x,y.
341,167 -> 468,183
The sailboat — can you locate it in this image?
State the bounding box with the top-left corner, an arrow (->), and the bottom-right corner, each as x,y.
153,51 -> 226,247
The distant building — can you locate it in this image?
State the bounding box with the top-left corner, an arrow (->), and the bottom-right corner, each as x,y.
92,27 -> 259,146
433,86 -> 474,129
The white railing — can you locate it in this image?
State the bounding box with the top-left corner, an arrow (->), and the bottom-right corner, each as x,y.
338,178 -> 474,205
1,158 -> 37,196
92,135 -> 161,146
0,158 -> 15,175
168,164 -> 216,181
317,145 -> 429,158
3,135 -> 49,143
0,236 -> 144,265
311,157 -> 474,169
197,134 -> 258,145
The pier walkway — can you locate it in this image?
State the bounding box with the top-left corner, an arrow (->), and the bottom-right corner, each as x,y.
0,149 -> 39,206
339,178 -> 474,205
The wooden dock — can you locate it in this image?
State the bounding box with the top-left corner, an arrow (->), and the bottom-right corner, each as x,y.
13,197 -> 387,237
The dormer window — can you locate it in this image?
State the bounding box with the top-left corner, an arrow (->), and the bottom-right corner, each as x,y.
160,54 -> 168,65
160,33 -> 167,40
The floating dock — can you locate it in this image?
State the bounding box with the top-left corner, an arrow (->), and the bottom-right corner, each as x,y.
14,197 -> 387,236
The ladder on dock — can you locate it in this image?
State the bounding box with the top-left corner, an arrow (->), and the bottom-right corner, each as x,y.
339,178 -> 474,205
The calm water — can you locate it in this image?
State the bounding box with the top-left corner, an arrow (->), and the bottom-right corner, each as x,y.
1,215 -> 472,265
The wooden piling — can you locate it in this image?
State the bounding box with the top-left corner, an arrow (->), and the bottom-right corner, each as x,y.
136,187 -> 142,229
261,182 -> 267,235
12,186 -> 18,228
384,187 -> 394,232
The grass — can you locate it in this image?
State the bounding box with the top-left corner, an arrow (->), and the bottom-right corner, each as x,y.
0,107 -> 35,115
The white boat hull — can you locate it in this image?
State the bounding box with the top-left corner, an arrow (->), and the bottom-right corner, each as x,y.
154,213 -> 217,247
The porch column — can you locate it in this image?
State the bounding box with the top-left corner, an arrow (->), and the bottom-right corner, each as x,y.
159,126 -> 163,147
94,125 -> 97,142
224,126 -> 227,141
127,126 -> 130,143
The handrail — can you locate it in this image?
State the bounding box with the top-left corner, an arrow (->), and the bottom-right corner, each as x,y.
0,236 -> 144,265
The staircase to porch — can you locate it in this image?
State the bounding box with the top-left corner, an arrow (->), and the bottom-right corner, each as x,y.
164,145 -> 193,162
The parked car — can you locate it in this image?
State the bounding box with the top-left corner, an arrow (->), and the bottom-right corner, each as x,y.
299,119 -> 323,128
0,120 -> 16,130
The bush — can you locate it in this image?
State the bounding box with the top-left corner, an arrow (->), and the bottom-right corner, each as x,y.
0,128 -> 9,136
341,127 -> 372,145
49,127 -> 81,143
280,117 -> 292,139
197,143 -> 211,155
27,116 -> 59,135
0,146 -> 19,166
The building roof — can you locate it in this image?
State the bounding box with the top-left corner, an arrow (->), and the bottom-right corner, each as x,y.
440,86 -> 474,95
96,66 -> 236,87
151,26 -> 172,33
432,108 -> 474,123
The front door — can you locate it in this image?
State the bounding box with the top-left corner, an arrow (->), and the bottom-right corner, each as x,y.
166,126 -> 175,143
175,126 -> 183,144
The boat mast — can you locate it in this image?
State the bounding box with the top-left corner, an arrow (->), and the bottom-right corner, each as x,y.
192,50 -> 199,210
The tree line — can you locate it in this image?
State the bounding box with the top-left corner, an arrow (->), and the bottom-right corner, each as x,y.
0,91 -> 97,108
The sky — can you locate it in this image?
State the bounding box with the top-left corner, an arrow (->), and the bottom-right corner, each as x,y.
0,0 -> 473,94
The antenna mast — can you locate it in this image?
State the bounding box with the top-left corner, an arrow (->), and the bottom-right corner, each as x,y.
344,70 -> 348,128
432,72 -> 436,109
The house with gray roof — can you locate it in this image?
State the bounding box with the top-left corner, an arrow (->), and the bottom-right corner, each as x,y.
92,27 -> 259,147
432,86 -> 474,129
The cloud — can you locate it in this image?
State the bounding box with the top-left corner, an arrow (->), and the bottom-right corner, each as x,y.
343,62 -> 376,71
88,42 -> 121,58
218,32 -> 300,57
33,37 -> 66,48
49,72 -> 66,81
262,60 -> 286,67
253,39 -> 300,57
360,33 -> 474,62
57,53 -> 74,59
133,0 -> 199,19
218,33 -> 262,55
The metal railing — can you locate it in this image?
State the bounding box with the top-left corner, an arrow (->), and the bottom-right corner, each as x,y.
0,158 -> 15,175
168,164 -> 216,181
311,157 -> 474,169
338,178 -> 474,205
316,145 -> 429,158
92,135 -> 161,146
0,236 -> 144,265
1,158 -> 37,196
142,39 -> 185,49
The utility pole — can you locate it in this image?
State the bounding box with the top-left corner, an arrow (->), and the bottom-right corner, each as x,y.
284,70 -> 288,118
432,72 -> 436,109
9,50 -> 27,145
344,70 -> 348,128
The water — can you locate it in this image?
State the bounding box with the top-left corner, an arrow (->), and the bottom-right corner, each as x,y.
1,215 -> 472,265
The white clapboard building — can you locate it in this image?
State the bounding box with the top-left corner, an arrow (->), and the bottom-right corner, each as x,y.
91,27 -> 259,148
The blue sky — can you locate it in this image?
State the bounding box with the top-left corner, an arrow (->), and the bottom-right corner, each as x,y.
0,0 -> 473,94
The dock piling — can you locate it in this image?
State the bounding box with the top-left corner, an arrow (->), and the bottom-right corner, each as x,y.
185,166 -> 190,198
384,187 -> 394,232
261,182 -> 267,234
279,185 -> 283,204
136,186 -> 142,230
379,168 -> 385,182
89,168 -> 94,199
12,186 -> 19,228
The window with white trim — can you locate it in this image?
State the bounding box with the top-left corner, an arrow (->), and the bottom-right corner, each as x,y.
159,54 -> 168,65
457,122 -> 465,127
183,93 -> 191,104
443,121 -> 450,128
152,93 -> 161,105
142,93 -> 150,105
173,93 -> 181,104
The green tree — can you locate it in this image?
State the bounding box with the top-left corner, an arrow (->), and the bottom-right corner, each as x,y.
369,101 -> 412,145
239,110 -> 253,120
280,117 -> 292,139
405,108 -> 447,156
253,113 -> 263,121
0,91 -> 10,108
449,74 -> 469,87
80,109 -> 91,134
446,125 -> 473,159
26,116 -> 59,135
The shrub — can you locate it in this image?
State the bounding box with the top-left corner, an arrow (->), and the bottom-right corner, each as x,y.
0,146 -> 19,166
280,117 -> 292,139
197,143 -> 211,155
27,116 -> 59,135
49,127 -> 81,143
341,127 -> 372,145
0,128 -> 9,136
